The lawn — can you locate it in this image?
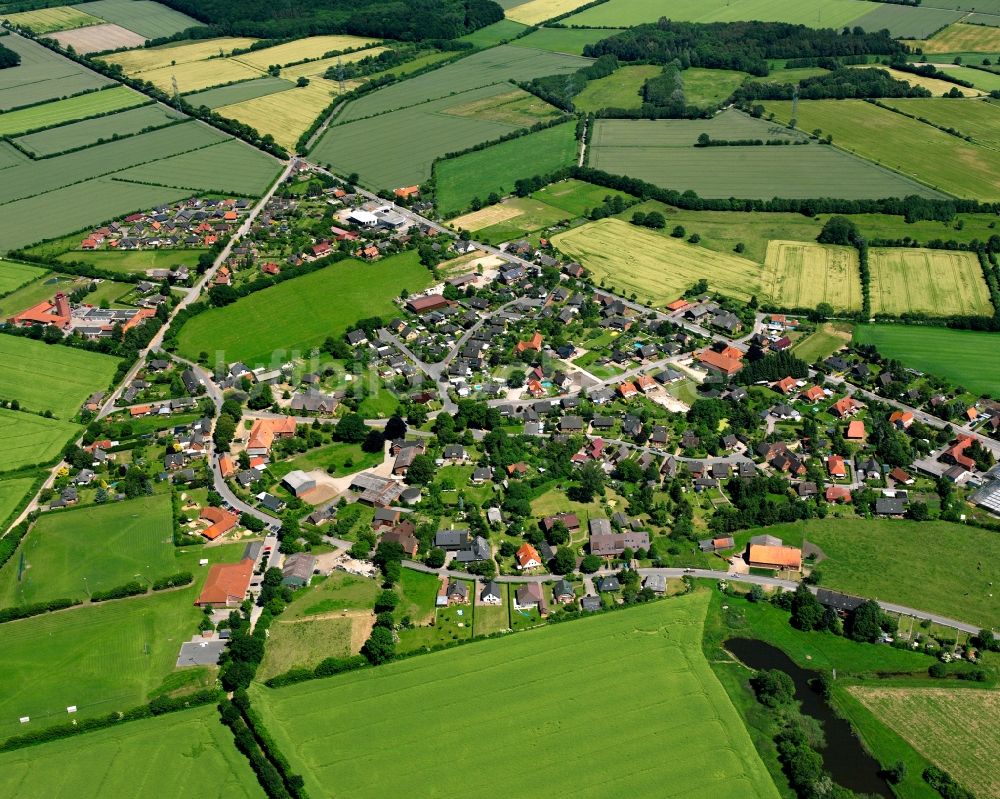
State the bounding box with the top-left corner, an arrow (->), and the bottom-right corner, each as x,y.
868,247 -> 992,317
764,99 -> 1000,200
533,178 -> 634,217
0,476 -> 37,529
0,494 -> 175,607
792,322 -> 853,363
252,592 -> 780,799
435,121 -> 577,215
552,217 -> 763,304
0,335 -> 119,419
573,64 -> 661,112
848,686 -> 1000,799
682,67 -> 750,106
761,240 -> 862,312
743,518 -> 1000,628
474,583 -> 511,635
0,259 -> 47,296
0,705 -> 264,798
853,324 -> 1000,396
906,21 -> 1000,53
176,251 -> 434,367
268,440 -> 384,481
0,408 -> 80,472
396,567 -> 440,625
589,114 -> 941,200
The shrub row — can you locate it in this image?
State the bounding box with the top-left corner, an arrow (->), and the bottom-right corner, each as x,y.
151,571 -> 194,590
232,690 -> 309,799
219,701 -> 293,799
89,580 -> 147,603
264,654 -> 368,687
0,597 -> 81,624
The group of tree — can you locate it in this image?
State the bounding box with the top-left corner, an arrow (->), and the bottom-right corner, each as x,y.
736,351 -> 810,385
526,54 -> 618,111
735,67 -> 931,102
0,41 -> 20,69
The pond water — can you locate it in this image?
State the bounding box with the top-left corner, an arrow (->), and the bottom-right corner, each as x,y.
725,637 -> 892,799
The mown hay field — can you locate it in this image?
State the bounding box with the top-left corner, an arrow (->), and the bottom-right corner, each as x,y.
868,247 -> 992,316
943,65 -> 1000,93
553,217 -> 762,304
253,592 -> 780,799
854,324 -> 1000,396
906,21 -> 1000,53
100,36 -> 258,73
850,64 -> 983,96
1,5 -> 102,32
682,67 -> 750,106
0,495 -> 174,608
49,23 -> 147,54
13,104 -> 181,157
765,99 -> 1000,199
505,0 -> 595,25
880,97 -> 1000,148
0,85 -> 145,136
0,35 -> 112,110
0,259 -> 47,295
70,0 -> 200,39
762,240 -> 862,311
0,335 -> 119,419
435,120 -> 577,215
0,408 -> 80,472
849,687 -> 1000,799
532,177 -> 634,217
177,251 -> 434,366
0,706 -> 265,799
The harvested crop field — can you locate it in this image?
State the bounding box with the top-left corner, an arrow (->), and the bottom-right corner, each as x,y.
0,706 -> 265,799
906,21 -> 1000,53
231,35 -> 380,69
137,57 -> 263,93
100,37 -> 258,74
553,217 -> 762,304
588,114 -> 941,199
849,687 -> 1000,799
868,247 -> 992,316
0,85 -> 145,136
505,0 -> 595,24
852,65 -> 983,96
765,99 -> 1000,199
762,240 -> 862,311
70,0 -> 200,39
49,22 -> 147,53
253,592 -> 780,799
13,104 -> 181,157
1,5 -> 102,32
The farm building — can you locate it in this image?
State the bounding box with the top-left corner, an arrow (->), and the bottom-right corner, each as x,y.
747,542 -> 802,572
283,470 -> 317,497
199,506 -> 238,540
281,553 -> 316,588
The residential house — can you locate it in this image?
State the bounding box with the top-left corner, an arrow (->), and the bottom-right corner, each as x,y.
516,543 -> 542,570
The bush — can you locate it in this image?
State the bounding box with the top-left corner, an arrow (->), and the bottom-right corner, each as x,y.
750,668 -> 795,707
89,580 -> 147,603
151,572 -> 193,591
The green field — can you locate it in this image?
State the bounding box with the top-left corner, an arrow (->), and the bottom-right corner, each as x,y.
458,18 -> 528,47
0,259 -> 47,296
532,178 -> 634,217
0,476 -> 36,529
851,4 -> 964,38
511,26 -> 623,55
879,97 -> 1000,149
71,0 -> 201,38
765,99 -> 1000,200
176,251 -> 434,366
335,44 -> 591,121
553,217 -> 763,304
183,76 -> 296,109
588,113 -> 944,200
573,64 -> 661,112
854,324 -> 1000,396
0,335 -> 119,419
1,5 -> 104,33
0,85 -> 145,136
0,407 -> 80,472
253,592 -> 780,799
0,494 -> 175,607
0,35 -> 112,111
936,66 -> 1000,93
792,321 -> 853,363
868,247 -> 992,317
564,0 -> 877,29
57,248 -> 209,272
434,121 -> 577,214
449,195 -> 569,241
747,519 -> 1000,628
682,67 -> 750,106
13,104 -> 181,157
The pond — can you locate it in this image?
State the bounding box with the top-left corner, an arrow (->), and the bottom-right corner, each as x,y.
725,637 -> 892,799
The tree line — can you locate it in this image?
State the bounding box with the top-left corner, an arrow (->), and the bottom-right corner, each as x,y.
734,67 -> 931,102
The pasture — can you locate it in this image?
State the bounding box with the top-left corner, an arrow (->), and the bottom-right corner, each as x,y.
744,518 -> 1000,628
0,706 -> 265,798
0,35 -> 112,110
0,408 -> 79,472
0,85 -> 144,136
848,687 -> 999,799
0,477 -> 36,529
215,78 -> 341,151
58,248 -> 208,273
0,259 -> 47,296
588,116 -> 938,199
448,196 -> 567,237
70,0 -> 201,39
231,35 -> 380,69
0,335 -> 119,419
313,84 -> 536,189
176,251 -> 434,366
907,22 -> 1000,53
49,23 -> 147,54
434,120 -> 577,215
0,495 -> 174,608
13,104 -> 181,157
107,138 -> 280,195
762,240 -> 862,311
183,76 -> 295,108
880,97 -> 1000,148
459,19 -> 529,48
573,64 -> 660,112
335,44 -> 591,122
100,37 -> 259,74
253,593 -> 780,799
505,0 -> 594,24
868,247 -> 992,317
765,99 -> 1000,199
532,177 -> 633,217
511,26 -> 622,55
1,5 -> 102,33
853,324 -> 1000,396
553,217 -> 762,304
683,67 -> 750,106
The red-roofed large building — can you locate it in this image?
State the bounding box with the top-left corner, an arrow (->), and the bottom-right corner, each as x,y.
941,436 -> 976,470
195,559 -> 254,607
200,506 -> 239,540
247,417 -> 297,456
10,292 -> 71,329
747,544 -> 802,572
516,332 -> 543,354
407,294 -> 450,314
696,348 -> 743,376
